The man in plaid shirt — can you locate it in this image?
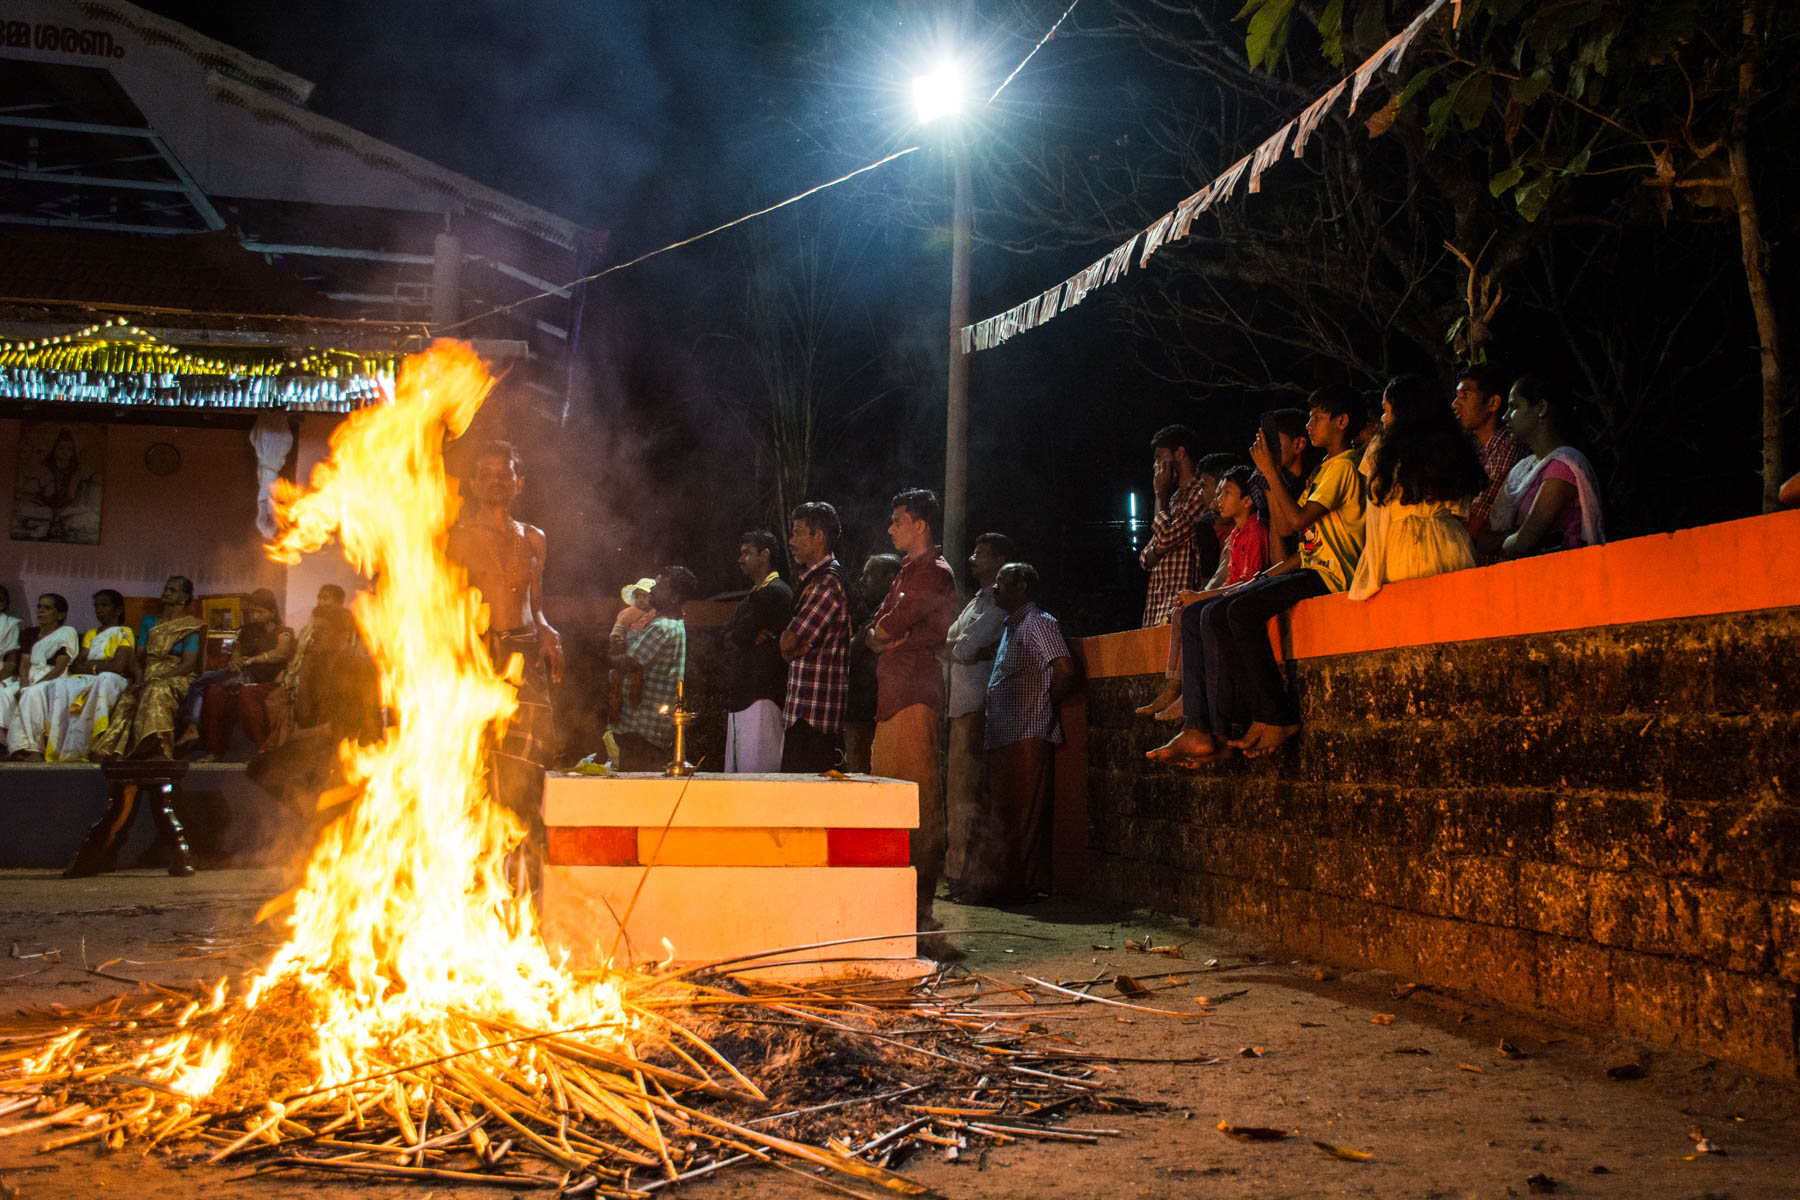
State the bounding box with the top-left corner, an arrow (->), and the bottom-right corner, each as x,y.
779,501 -> 851,772
608,567 -> 698,772
1139,425 -> 1216,628
1453,364 -> 1526,554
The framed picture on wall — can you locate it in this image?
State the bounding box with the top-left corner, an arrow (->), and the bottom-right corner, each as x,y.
10,421 -> 105,544
200,595 -> 241,633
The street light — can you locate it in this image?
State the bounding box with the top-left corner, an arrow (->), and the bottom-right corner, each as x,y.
913,60 -> 973,575
912,62 -> 966,124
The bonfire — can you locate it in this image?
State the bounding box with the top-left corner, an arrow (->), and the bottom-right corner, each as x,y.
0,343 -> 1155,1196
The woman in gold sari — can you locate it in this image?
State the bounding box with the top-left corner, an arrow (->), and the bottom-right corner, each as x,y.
91,576 -> 206,760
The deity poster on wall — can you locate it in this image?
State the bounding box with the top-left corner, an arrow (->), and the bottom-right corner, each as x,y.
10,420 -> 105,544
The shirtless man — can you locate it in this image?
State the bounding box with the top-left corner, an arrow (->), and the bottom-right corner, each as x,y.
447,442 -> 563,877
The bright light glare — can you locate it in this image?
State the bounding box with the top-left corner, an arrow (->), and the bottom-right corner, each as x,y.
912,62 -> 966,124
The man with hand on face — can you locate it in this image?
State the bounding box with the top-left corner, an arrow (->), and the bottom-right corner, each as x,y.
779,502 -> 851,773
723,531 -> 792,773
940,532 -> 1014,898
867,488 -> 959,932
1140,425 -> 1212,630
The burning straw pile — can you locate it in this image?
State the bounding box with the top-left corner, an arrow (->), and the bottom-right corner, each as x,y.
0,342 -> 1167,1197
1,964 -> 1171,1195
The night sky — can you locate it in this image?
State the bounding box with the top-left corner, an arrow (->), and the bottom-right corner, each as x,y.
129,0 -> 1175,629
124,2 -> 1797,632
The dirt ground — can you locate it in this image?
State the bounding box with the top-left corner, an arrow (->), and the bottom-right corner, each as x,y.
3,867 -> 1797,1199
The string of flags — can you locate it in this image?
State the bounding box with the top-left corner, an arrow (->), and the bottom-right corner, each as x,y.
960,0 -> 1456,356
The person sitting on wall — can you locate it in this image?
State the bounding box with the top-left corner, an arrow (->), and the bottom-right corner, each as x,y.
91,576 -> 207,760
1149,386 -> 1368,765
1138,424 -> 1214,631
0,593 -> 79,749
607,567 -> 697,772
1485,373 -> 1606,558
6,589 -> 134,761
1133,449 -> 1235,717
1781,471 -> 1800,507
1451,362 -> 1527,553
1348,374 -> 1490,601
1248,408 -> 1314,566
193,589 -> 295,762
960,562 -> 1077,905
1140,466 -> 1269,723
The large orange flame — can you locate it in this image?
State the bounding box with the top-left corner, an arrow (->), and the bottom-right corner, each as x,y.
174,340 -> 630,1095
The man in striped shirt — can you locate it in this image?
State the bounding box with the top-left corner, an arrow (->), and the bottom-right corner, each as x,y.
779,501 -> 851,773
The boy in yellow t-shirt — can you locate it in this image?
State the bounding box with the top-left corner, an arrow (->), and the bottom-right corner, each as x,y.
1148,386 -> 1366,767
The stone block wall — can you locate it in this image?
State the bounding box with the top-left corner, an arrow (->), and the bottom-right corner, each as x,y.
1082,608 -> 1800,1077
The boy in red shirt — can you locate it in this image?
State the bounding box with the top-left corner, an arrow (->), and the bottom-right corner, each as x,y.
1140,467 -> 1269,720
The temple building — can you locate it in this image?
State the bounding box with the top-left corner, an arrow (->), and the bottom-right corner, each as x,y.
0,0 -> 605,619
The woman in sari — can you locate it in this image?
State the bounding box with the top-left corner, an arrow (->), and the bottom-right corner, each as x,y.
0,594 -> 79,742
8,589 -> 136,761
1487,373 -> 1606,557
91,576 -> 205,761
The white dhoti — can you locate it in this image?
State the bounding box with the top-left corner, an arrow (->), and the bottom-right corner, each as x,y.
0,679 -> 17,735
3,680 -> 53,753
42,673 -> 131,761
725,699 -> 786,773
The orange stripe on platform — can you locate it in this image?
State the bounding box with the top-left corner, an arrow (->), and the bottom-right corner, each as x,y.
547,826 -> 638,866
547,826 -> 913,867
638,827 -> 828,867
827,828 -> 911,867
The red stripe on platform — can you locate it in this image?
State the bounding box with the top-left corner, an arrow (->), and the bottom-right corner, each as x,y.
827,828 -> 910,867
547,826 -> 638,866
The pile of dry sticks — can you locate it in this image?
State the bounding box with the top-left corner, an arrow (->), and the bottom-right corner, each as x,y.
0,954 -> 1215,1198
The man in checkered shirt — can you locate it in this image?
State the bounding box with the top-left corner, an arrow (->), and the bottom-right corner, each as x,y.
779,501 -> 851,772
1452,363 -> 1526,558
1139,424 -> 1216,628
608,567 -> 698,772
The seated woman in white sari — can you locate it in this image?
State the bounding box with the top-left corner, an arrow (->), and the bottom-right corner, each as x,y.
0,594 -> 79,744
0,586 -> 20,697
1349,374 -> 1490,601
7,589 -> 135,761
1487,373 -> 1606,557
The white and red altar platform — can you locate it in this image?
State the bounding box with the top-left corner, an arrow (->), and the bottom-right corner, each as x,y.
539,772 -> 924,980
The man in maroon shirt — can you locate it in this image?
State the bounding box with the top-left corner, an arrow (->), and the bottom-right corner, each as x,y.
868,487 -> 959,934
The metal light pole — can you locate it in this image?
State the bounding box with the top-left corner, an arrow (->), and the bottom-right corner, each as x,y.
943,134 -> 972,573
914,60 -> 973,571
